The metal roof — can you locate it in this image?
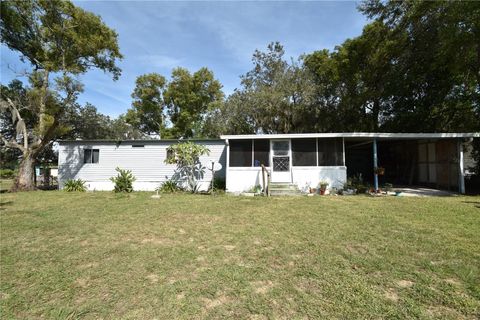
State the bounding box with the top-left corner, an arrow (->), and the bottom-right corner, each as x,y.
58,132 -> 479,144
58,138 -> 224,145
220,132 -> 480,140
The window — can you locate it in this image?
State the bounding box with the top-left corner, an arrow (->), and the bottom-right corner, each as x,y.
166,149 -> 175,161
292,139 -> 317,166
132,144 -> 145,148
229,139 -> 252,167
318,138 -> 343,166
84,149 -> 99,164
253,139 -> 269,167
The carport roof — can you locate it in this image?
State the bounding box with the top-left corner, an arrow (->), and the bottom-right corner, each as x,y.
220,132 -> 479,140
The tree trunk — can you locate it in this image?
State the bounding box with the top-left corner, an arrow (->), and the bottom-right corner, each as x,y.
12,154 -> 36,191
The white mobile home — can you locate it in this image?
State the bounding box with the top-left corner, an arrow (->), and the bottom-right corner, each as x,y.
58,139 -> 226,191
58,133 -> 479,194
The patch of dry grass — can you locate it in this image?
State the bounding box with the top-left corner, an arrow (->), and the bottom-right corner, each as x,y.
1,191 -> 479,319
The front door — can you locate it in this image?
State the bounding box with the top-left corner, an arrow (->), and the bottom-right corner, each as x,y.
271,139 -> 291,182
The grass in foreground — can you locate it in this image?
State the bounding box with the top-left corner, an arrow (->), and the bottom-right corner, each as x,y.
1,191 -> 479,319
0,179 -> 13,193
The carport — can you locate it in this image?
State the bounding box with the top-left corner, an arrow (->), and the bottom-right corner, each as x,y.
344,133 -> 479,194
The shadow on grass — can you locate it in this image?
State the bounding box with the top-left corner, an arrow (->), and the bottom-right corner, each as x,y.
0,201 -> 13,210
462,201 -> 480,209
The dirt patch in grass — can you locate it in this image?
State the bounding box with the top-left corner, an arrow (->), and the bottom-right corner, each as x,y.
444,278 -> 461,286
140,236 -> 176,246
146,274 -> 159,283
345,243 -> 369,254
384,288 -> 399,302
425,305 -> 467,319
252,280 -> 275,294
203,294 -> 231,310
223,245 -> 236,251
397,280 -> 414,288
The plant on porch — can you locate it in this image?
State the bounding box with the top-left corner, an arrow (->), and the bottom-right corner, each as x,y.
318,180 -> 329,195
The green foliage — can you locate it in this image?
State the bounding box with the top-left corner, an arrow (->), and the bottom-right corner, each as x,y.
110,167 -> 136,193
126,73 -> 167,136
208,3 -> 479,138
384,183 -> 393,192
0,0 -> 122,191
164,142 -> 210,167
0,0 -> 122,77
248,185 -> 262,193
0,169 -> 15,179
209,42 -> 314,135
345,174 -> 369,194
63,179 -> 86,192
213,177 -> 226,191
164,67 -> 224,138
157,180 -> 182,193
165,142 -> 210,193
318,181 -> 329,190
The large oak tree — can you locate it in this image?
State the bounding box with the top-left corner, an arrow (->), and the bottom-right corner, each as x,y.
0,0 -> 122,190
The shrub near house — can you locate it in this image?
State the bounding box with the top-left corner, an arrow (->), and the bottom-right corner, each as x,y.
110,168 -> 136,193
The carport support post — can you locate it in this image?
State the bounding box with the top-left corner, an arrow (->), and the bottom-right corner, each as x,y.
458,139 -> 465,194
373,138 -> 379,193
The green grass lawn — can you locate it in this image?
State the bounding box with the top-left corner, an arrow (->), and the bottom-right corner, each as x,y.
0,179 -> 13,193
1,191 -> 479,319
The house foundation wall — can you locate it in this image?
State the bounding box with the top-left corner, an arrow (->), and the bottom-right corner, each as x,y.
226,167 -> 347,193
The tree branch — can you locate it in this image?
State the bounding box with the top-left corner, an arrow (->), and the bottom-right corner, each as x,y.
1,97 -> 29,150
0,134 -> 26,153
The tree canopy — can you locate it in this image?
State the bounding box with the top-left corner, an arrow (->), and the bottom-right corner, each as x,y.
0,0 -> 122,190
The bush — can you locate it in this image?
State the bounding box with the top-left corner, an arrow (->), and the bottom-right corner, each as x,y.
345,173 -> 369,194
110,167 -> 136,193
213,177 -> 226,191
64,179 -> 87,192
0,169 -> 15,179
158,180 -> 182,193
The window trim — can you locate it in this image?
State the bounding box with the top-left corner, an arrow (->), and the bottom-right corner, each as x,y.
84,148 -> 99,164
229,139 -> 254,167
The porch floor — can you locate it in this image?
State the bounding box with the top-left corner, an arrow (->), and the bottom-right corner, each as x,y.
393,187 -> 456,197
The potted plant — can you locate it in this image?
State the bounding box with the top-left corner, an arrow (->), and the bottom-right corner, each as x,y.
384,183 -> 393,193
374,166 -> 385,176
318,180 -> 329,195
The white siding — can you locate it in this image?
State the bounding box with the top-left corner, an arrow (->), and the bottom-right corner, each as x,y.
292,167 -> 346,190
226,166 -> 347,192
58,141 -> 226,191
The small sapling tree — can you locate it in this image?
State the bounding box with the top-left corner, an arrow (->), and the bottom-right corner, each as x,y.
164,142 -> 210,193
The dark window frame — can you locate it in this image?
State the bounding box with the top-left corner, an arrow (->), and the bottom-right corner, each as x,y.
84,148 -> 99,164
317,138 -> 343,166
253,139 -> 270,167
229,139 -> 253,167
292,138 -> 317,166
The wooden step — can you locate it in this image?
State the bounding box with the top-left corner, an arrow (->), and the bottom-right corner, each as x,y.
269,183 -> 303,196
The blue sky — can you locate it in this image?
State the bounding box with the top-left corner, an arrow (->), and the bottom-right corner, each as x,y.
0,1 -> 367,118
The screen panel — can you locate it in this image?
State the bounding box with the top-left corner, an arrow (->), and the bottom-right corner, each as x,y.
292,138 -> 317,166
229,139 -> 252,167
253,139 -> 269,167
318,138 -> 343,166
